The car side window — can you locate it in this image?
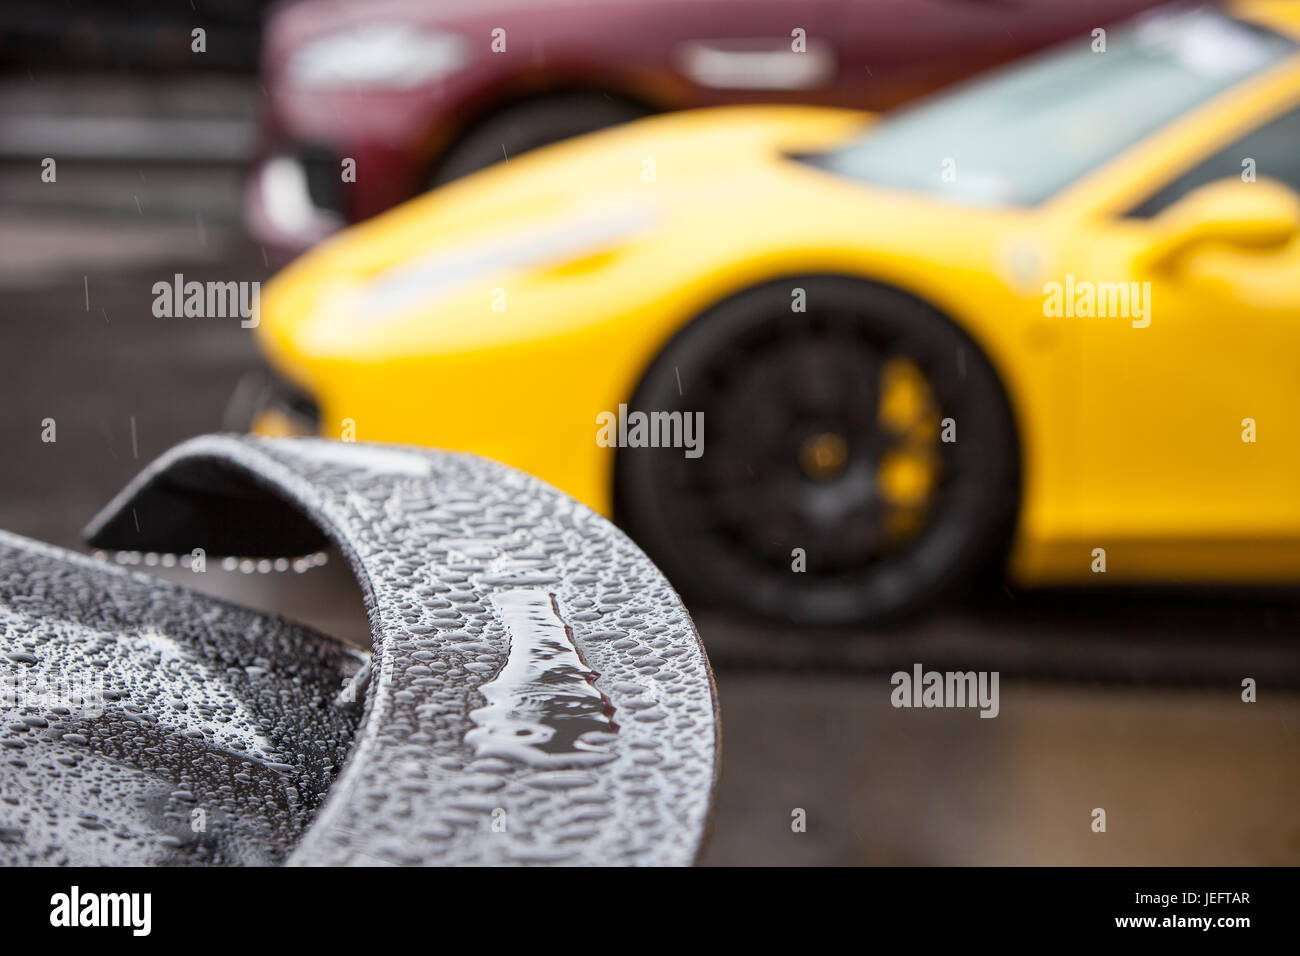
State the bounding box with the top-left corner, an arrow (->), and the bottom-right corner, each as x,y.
1126,105 -> 1300,218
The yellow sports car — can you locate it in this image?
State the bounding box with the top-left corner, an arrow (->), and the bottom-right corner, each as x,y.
255,1 -> 1300,625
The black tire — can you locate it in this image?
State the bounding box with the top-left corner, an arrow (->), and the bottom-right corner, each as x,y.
615,276 -> 1020,627
430,92 -> 651,187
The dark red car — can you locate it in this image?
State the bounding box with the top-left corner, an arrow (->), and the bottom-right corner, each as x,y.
247,0 -> 1171,258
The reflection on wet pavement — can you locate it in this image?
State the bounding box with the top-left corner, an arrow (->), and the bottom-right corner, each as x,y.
701,674 -> 1299,865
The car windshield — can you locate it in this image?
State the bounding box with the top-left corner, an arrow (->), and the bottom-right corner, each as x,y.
808,6 -> 1297,206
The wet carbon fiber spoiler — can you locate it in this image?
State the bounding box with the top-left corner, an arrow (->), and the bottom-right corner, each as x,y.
2,435 -> 718,866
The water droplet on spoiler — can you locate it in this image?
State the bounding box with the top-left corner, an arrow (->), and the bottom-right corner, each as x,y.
467,589 -> 617,769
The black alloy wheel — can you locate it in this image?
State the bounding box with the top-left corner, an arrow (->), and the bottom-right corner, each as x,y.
616,276 -> 1019,626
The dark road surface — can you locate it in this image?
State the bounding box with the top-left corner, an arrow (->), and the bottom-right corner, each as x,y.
1,84 -> 1296,863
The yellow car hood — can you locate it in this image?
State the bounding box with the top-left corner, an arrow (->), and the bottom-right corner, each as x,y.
261,109 -> 863,340
259,104 -> 1032,374
313,105 -> 869,269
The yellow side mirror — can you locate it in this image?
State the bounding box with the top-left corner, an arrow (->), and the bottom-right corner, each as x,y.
1140,177 -> 1300,273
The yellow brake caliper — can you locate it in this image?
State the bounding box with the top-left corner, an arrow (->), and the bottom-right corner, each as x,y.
876,357 -> 941,542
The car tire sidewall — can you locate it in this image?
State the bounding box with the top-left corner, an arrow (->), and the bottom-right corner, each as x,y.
430,93 -> 651,187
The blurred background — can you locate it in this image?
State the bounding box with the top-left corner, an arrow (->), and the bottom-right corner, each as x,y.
1,0 -> 1297,865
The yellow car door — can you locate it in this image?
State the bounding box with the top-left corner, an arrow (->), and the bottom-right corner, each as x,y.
1072,99 -> 1300,580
